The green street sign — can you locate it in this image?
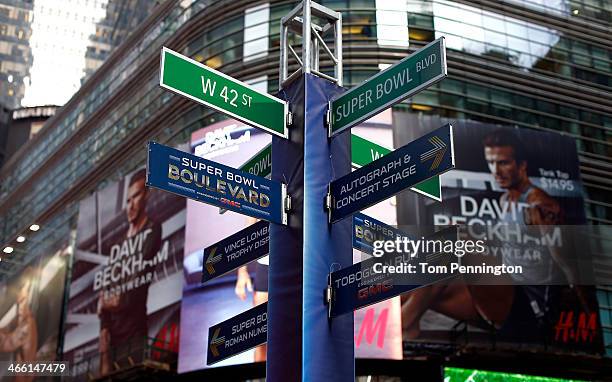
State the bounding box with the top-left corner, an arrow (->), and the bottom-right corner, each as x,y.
160,47 -> 289,138
219,143 -> 272,214
351,134 -> 442,202
241,144 -> 271,178
329,37 -> 447,137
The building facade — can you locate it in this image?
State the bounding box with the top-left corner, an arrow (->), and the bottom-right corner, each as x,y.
0,105 -> 57,168
0,0 -> 609,377
83,0 -> 163,81
0,0 -> 33,109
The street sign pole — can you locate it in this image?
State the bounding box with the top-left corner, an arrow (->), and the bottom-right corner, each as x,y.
267,3 -> 354,382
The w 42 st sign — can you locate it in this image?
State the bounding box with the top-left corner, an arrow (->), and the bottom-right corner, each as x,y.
161,47 -> 289,138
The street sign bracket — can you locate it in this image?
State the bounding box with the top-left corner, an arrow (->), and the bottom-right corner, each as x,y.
281,184 -> 289,225
287,111 -> 293,126
284,192 -> 292,213
325,272 -> 334,320
324,184 -> 332,223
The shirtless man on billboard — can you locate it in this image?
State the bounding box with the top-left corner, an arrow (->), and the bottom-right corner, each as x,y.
0,268 -> 37,382
402,128 -> 576,340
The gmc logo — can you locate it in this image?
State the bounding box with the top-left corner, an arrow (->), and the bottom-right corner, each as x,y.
358,280 -> 392,300
220,198 -> 241,208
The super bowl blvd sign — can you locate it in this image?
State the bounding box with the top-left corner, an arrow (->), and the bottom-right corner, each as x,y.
241,144 -> 272,178
329,37 -> 447,136
202,220 -> 270,283
351,134 -> 442,201
207,302 -> 268,365
160,47 -> 289,138
146,142 -> 287,224
329,124 -> 455,223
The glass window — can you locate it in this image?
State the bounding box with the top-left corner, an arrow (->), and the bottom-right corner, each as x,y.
376,0 -> 408,47
244,3 -> 269,62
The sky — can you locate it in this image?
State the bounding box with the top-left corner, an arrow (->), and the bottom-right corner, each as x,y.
21,0 -> 109,107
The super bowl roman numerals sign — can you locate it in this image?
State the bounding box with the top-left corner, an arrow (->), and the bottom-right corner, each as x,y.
207,302 -> 268,365
146,142 -> 287,224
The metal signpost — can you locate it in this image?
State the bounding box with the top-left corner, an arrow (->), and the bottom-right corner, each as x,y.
146,142 -> 288,224
328,37 -> 447,137
151,2 -> 453,380
202,220 -> 270,283
328,124 -> 455,223
351,134 -> 442,201
161,47 -> 290,138
207,302 -> 268,365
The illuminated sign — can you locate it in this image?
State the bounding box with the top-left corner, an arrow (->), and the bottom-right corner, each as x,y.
193,123 -> 252,159
444,367 -> 586,382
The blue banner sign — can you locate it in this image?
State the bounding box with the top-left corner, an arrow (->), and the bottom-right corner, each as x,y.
329,227 -> 458,317
353,213 -> 412,255
207,302 -> 268,365
329,124 -> 454,223
147,142 -> 287,224
202,220 -> 269,283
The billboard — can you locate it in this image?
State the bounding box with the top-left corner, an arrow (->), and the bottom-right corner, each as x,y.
394,115 -> 603,354
64,167 -> 185,379
0,247 -> 69,380
178,114 -> 402,373
444,367 -> 586,382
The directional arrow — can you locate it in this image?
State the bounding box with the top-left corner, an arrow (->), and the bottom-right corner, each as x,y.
207,302 -> 268,365
202,220 -> 270,283
420,135 -> 447,171
205,247 -> 222,275
209,327 -> 225,357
